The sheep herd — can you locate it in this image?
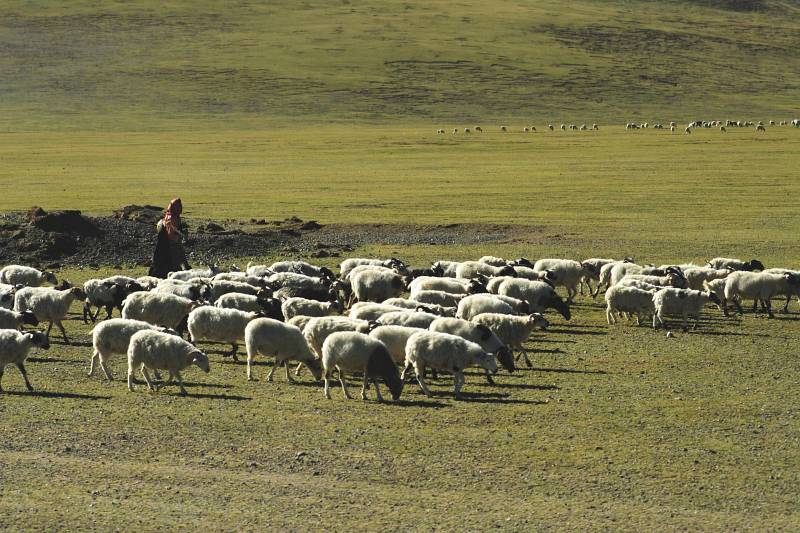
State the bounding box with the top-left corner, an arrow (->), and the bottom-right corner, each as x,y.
437,119 -> 799,135
0,254 -> 793,400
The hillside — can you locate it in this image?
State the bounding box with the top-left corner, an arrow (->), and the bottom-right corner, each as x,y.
1,0 -> 798,131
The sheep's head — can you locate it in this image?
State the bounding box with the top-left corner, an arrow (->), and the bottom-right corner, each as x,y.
430,263 -> 445,277
44,271 -> 58,285
706,292 -> 722,306
27,331 -> 50,350
20,311 -> 39,327
497,265 -> 517,277
125,281 -> 146,295
319,267 -> 336,281
467,279 -> 488,294
191,351 -> 211,373
749,259 -> 765,271
529,313 -> 549,330
70,287 -> 87,300
783,273 -> 800,286
548,294 -> 571,321
623,257 -> 635,263
475,351 -> 498,374
305,358 -> 324,381
495,345 -> 515,374
511,257 -> 534,268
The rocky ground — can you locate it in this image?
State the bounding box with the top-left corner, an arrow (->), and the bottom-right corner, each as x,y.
0,206 -> 524,269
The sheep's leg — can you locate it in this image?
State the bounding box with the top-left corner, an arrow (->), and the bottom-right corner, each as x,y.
781,294 -> 791,313
56,321 -> 69,344
338,370 -> 352,399
591,282 -> 604,298
652,312 -> 662,329
484,369 -> 494,385
174,370 -> 188,396
16,363 -> 33,392
360,373 -> 369,400
606,308 -> 615,325
400,363 -> 413,382
98,356 -> 114,381
82,303 -> 91,324
228,343 -> 239,362
127,367 -> 135,392
265,358 -> 277,382
140,366 -> 155,391
284,360 -> 297,384
453,370 -> 464,400
765,298 -> 774,318
0,368 -> 4,393
519,347 -> 532,368
635,313 -> 642,326
246,354 -> 257,380
682,312 -> 689,332
372,378 -> 384,402
294,362 -> 304,376
415,364 -> 432,397
87,351 -> 98,377
733,298 -> 744,316
323,371 -> 332,399
45,321 -> 54,340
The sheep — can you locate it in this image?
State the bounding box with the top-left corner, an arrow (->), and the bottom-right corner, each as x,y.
683,267 -> 731,290
0,285 -> 19,310
245,318 -> 322,382
409,276 -> 479,295
339,258 -> 407,278
321,332 -> 402,401
707,258 -> 765,272
592,123 -> 598,130
615,278 -> 665,292
126,330 -> 210,396
478,255 -> 509,267
377,310 -> 440,329
670,126 -> 676,133
303,315 -> 374,359
429,317 -> 515,383
474,126 -> 482,132
350,269 -> 405,303
209,280 -> 262,301
0,330 -> 49,392
349,302 -> 406,321
411,290 -> 466,307
154,280 -> 212,301
382,298 -> 456,316
592,259 -> 633,297
0,265 -> 57,287
456,293 -> 516,320
486,275 -> 514,294
436,129 -> 445,134
756,125 -> 766,133
187,306 -> 261,360
471,313 -> 549,367
723,271 -> 800,318
14,286 -> 86,344
620,272 -> 688,289
464,127 -> 471,134
431,261 -> 461,277
286,315 -> 314,332
121,292 -> 199,332
579,258 -> 618,296
548,124 -> 554,131
500,125 -> 507,132
684,126 -> 692,134
604,285 -> 657,326
490,294 -> 530,313
281,296 -> 341,320
215,293 -> 283,319
497,278 -> 571,320
88,318 -> 175,380
402,331 -> 497,400
0,308 -> 39,330
532,259 -> 593,302
720,126 -> 727,133
652,288 -> 721,331
135,276 -> 161,290
269,261 -> 335,280
452,128 -> 458,134
523,127 -> 529,133
212,272 -> 273,288
368,325 -> 422,364
455,261 -> 516,279
762,268 -> 800,312
167,266 -> 220,281
703,279 -> 727,312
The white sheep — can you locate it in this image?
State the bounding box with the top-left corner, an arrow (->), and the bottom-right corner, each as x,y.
652,288 -> 721,331
127,330 -> 210,396
215,293 -> 283,319
167,266 -> 220,281
497,279 -> 571,320
402,331 -> 497,399
339,258 -> 407,278
286,315 -> 314,332
455,261 -> 516,279
209,280 -> 262,301
703,279 -> 727,312
604,285 -> 657,326
83,279 -> 127,323
382,298 -> 456,316
121,292 -> 198,332
0,308 -> 40,330
303,315 -> 373,360
532,259 -> 591,302
0,330 -> 49,392
135,276 -> 161,290
0,265 -> 57,287
429,317 -> 515,381
411,289 -> 465,307
456,294 -> 515,320
762,268 -> 800,312
213,272 -> 272,288
707,258 -> 765,271
269,261 -> 334,279
88,318 -> 172,380
376,310 -> 440,329
368,325 -> 422,364
430,261 -> 461,277
14,286 -> 86,344
187,306 -> 261,361
245,318 -> 322,382
281,297 -> 341,320
0,284 -> 18,310
409,276 -> 475,296
723,271 -> 799,318
580,258 -> 617,295
620,272 -> 688,289
349,302 -> 406,321
471,313 -> 549,367
683,267 -> 731,290
321,332 -> 402,401
478,255 -> 508,267
350,269 -> 405,303
154,279 -> 212,301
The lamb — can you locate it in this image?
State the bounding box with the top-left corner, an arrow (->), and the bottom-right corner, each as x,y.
121,292 -> 199,332
723,271 -> 800,318
402,331 -> 497,400
269,261 -> 335,280
88,318 -> 174,380
497,279 -> 571,320
339,257 -> 407,278
281,296 -> 341,320
127,330 -> 210,396
683,267 -> 732,290
321,332 -> 402,401
82,279 -> 127,323
532,259 -> 592,302
707,258 -> 765,272
0,308 -> 39,330
652,288 -> 721,331
429,317 -> 515,382
215,293 -> 283,319
0,330 -> 49,393
604,285 -> 657,326
411,290 -> 465,307
350,269 -> 405,303
245,318 -> 322,382
455,261 -> 516,279
349,303 -> 407,321
377,310 -> 440,329
456,294 -> 516,320
14,286 -> 86,344
187,306 -> 261,360
471,313 -> 549,367
167,266 -> 220,281
368,325 -> 422,364
0,265 -> 57,287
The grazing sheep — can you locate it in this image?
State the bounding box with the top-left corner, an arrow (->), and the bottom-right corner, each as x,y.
703,279 -> 727,312
168,266 -> 220,282
321,332 -> 402,401
580,258 -> 617,295
437,129 -> 445,134
431,260 -> 460,277
245,318 -> 322,382
412,290 -> 466,307
209,280 -> 262,301
135,276 -> 161,290
455,261 -> 516,279
121,292 -> 198,332
303,316 -> 373,360
620,272 -> 688,289
88,318 -> 175,380
478,255 -> 509,267
464,128 -> 471,134
382,298 -> 456,316
683,267 -> 731,290
723,271 -> 800,318
475,126 -> 482,132
153,280 -> 212,302
429,317 -> 515,382
349,302 -> 407,321
409,276 -> 480,296
605,285 -> 656,326
500,126 -> 507,132
215,293 -> 283,319
0,330 -> 49,392
368,325 -> 422,364
14,286 -> 86,344
339,258 -> 407,278
762,268 -> 800,312
456,293 -> 516,320
533,259 -> 592,302
268,261 -> 335,280
471,313 -> 549,367
127,330 -> 210,396
756,125 -> 766,132
707,258 -> 764,272
498,279 -> 571,320
0,266 -> 57,287
402,331 -> 497,400
377,310 -> 440,329
608,262 -> 673,286
0,308 -> 39,330
281,297 -> 341,320
652,288 -> 721,331
286,315 -> 314,332
350,269 -> 405,303
187,306 -> 261,360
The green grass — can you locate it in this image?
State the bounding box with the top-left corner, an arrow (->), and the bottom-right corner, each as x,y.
2,0 -> 800,130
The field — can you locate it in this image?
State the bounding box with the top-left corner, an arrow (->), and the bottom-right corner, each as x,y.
2,0 -> 800,530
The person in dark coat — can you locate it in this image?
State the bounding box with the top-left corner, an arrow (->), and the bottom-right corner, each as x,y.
149,198 -> 191,278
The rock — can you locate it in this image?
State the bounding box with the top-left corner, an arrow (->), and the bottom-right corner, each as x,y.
30,210 -> 102,237
300,220 -> 322,230
113,205 -> 163,225
196,222 -> 225,234
310,249 -> 330,258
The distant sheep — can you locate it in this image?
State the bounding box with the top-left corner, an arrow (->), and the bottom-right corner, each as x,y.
707,258 -> 764,272
652,288 -> 721,331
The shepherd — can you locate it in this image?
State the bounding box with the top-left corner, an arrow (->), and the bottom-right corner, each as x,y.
148,197 -> 191,278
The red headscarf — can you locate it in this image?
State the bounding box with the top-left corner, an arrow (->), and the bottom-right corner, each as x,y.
163,198 -> 182,241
